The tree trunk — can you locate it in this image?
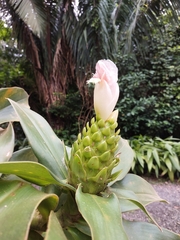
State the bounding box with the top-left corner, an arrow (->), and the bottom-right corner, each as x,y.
33,35 -> 76,129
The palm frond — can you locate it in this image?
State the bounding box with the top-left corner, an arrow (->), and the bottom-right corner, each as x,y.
8,0 -> 46,36
115,0 -> 180,54
1,0 -> 180,108
64,0 -> 117,74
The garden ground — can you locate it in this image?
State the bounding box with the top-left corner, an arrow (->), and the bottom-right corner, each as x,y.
123,176 -> 180,234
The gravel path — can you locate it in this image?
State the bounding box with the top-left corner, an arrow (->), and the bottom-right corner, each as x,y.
122,177 -> 180,234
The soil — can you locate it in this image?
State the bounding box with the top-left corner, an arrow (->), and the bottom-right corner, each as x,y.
122,176 -> 180,234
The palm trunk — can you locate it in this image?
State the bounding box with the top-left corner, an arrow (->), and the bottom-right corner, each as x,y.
33,36 -> 76,129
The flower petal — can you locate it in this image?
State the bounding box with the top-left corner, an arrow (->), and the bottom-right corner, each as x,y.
94,80 -> 114,120
94,60 -> 118,84
90,59 -> 119,121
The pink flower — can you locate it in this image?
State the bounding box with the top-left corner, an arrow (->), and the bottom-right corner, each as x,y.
88,59 -> 119,121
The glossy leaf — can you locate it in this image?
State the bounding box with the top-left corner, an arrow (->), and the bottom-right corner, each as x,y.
0,87 -> 29,124
45,211 -> 67,240
109,174 -> 164,212
0,180 -> 58,240
76,185 -> 128,240
9,99 -> 67,180
123,220 -> 180,240
0,123 -> 14,163
109,138 -> 134,186
0,161 -> 74,190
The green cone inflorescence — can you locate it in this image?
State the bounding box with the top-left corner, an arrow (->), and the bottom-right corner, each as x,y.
67,115 -> 121,194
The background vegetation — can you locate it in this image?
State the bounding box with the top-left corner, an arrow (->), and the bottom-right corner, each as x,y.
0,0 -> 180,179
117,20 -> 180,139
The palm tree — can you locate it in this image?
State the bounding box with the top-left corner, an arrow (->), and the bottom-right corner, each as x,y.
0,0 -> 118,126
115,0 -> 180,53
0,0 -> 179,127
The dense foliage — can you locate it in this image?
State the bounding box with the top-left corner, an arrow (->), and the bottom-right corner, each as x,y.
53,21 -> 180,142
0,21 -> 23,86
130,135 -> 180,181
0,3 -> 180,178
1,0 -> 180,131
0,21 -> 37,99
0,0 -> 118,125
0,87 -> 179,240
117,23 -> 180,138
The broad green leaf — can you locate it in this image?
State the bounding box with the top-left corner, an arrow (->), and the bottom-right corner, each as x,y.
169,154 -> 180,171
154,165 -> 159,178
64,227 -> 91,240
45,211 -> 67,240
109,138 -> 134,185
10,147 -> 38,162
131,158 -> 136,171
64,145 -> 71,167
9,99 -> 67,180
0,123 -> 14,164
0,180 -> 58,240
108,185 -> 160,228
163,151 -> 169,160
0,87 -> 29,124
109,174 -> 164,212
147,157 -> 153,172
123,220 -> 180,240
136,152 -> 144,167
152,149 -> 160,167
168,170 -> 174,182
147,148 -> 152,161
73,219 -> 91,236
165,143 -> 173,154
160,167 -> 168,176
76,185 -> 128,240
165,158 -> 172,171
0,161 -> 75,190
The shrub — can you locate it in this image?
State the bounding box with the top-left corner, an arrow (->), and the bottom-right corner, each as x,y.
130,135 -> 180,181
116,25 -> 180,138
